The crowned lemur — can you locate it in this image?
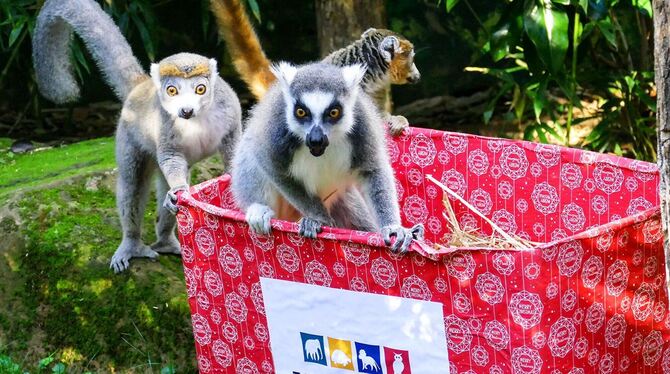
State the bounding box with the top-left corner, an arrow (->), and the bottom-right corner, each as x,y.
209,0 -> 420,135
33,0 -> 242,272
231,62 -> 423,253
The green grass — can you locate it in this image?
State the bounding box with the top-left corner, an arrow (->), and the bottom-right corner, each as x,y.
0,137 -> 228,372
0,138 -> 116,201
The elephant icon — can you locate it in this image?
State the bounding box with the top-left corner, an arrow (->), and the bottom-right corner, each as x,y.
304,339 -> 323,361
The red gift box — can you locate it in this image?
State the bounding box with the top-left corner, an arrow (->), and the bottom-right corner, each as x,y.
176,127 -> 670,373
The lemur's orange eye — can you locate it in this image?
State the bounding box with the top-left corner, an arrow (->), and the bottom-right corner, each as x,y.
166,86 -> 178,96
329,108 -> 340,118
195,84 -> 206,95
295,108 -> 307,118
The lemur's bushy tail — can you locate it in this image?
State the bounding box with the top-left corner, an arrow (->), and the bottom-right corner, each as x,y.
32,0 -> 147,104
210,0 -> 276,99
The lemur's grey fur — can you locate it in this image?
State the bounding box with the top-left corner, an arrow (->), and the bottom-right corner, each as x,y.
324,29 -> 414,96
32,0 -> 145,103
323,28 -> 421,134
231,62 -> 421,253
33,0 -> 242,273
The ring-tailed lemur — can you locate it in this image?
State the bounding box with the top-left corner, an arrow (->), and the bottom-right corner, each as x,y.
209,0 -> 420,135
33,0 -> 242,273
231,62 -> 423,253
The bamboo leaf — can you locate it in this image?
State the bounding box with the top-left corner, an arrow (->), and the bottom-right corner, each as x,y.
633,0 -> 652,17
446,0 -> 461,12
130,13 -> 155,61
532,79 -> 549,122
596,18 -> 617,48
247,0 -> 261,22
579,0 -> 588,13
523,3 -> 569,74
8,24 -> 23,47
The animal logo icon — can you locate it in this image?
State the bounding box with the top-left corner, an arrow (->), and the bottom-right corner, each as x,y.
392,353 -> 405,374
355,342 -> 383,373
331,349 -> 352,366
327,337 -> 355,370
358,349 -> 380,371
300,332 -> 327,366
384,347 -> 410,374
304,339 -> 322,361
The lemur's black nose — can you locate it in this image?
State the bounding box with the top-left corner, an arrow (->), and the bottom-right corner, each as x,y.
407,73 -> 421,84
179,108 -> 194,119
306,127 -> 329,157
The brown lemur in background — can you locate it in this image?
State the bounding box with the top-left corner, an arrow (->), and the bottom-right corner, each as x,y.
33,0 -> 242,273
209,0 -> 421,135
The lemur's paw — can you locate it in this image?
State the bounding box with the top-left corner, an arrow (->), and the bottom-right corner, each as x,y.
110,241 -> 159,273
382,223 -> 424,253
298,217 -> 325,239
246,203 -> 274,235
163,185 -> 189,214
388,115 -> 409,136
151,236 -> 182,255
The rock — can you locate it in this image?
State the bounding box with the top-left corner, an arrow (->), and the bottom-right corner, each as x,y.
10,139 -> 35,154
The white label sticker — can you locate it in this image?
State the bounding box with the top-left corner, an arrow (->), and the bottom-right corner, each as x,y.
260,277 -> 449,374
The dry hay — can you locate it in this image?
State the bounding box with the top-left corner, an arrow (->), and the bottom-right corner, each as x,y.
426,175 -> 538,251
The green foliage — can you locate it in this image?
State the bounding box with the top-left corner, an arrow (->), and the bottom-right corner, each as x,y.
0,354 -> 24,374
448,0 -> 656,160
0,0 -> 36,88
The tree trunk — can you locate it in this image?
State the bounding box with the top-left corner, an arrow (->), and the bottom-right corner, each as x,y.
315,0 -> 391,111
654,0 -> 670,288
314,0 -> 387,57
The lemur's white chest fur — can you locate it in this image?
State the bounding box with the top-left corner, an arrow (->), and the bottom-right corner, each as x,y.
174,109 -> 229,163
289,139 -> 355,202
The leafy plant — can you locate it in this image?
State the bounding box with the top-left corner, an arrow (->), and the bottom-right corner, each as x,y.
0,354 -> 24,374
0,0 -> 36,89
445,0 -> 656,160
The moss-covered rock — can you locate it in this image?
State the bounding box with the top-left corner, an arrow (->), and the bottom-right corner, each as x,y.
0,138 -> 227,372
0,138 -> 116,202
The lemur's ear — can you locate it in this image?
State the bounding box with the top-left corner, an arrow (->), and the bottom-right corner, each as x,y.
271,62 -> 298,99
380,36 -> 400,62
150,63 -> 161,89
208,58 -> 218,89
361,28 -> 377,38
341,64 -> 366,91
270,61 -> 298,87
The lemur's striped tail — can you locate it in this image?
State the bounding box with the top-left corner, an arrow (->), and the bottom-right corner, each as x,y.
32,0 -> 147,104
210,0 -> 276,99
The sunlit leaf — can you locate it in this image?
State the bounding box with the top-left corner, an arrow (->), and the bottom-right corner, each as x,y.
39,357 -> 54,369
491,13 -> 523,62
540,122 -> 564,142
535,124 -> 549,143
524,3 -> 569,74
247,0 -> 262,22
446,0 -> 461,12
633,0 -> 652,17
579,0 -> 588,13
